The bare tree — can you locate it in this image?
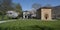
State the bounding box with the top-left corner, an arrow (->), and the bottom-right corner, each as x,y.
32,3 -> 41,10
31,3 -> 41,18
44,4 -> 52,7
31,3 -> 41,14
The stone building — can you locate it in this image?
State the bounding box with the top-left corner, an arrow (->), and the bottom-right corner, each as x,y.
37,6 -> 60,20
37,7 -> 52,20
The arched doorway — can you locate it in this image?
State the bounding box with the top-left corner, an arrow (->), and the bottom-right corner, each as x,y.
45,14 -> 48,20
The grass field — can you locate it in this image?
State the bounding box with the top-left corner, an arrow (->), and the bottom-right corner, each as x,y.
0,19 -> 60,30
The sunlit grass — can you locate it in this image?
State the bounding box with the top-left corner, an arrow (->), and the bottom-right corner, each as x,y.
0,19 -> 60,30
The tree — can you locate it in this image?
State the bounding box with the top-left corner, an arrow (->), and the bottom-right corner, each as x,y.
0,0 -> 13,13
32,3 -> 41,10
44,4 -> 52,7
31,3 -> 41,14
15,3 -> 22,18
15,4 -> 22,13
0,0 -> 13,20
0,0 -> 12,14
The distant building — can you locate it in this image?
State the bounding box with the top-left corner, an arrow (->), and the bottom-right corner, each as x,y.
52,6 -> 60,19
23,10 -> 37,19
23,11 -> 31,19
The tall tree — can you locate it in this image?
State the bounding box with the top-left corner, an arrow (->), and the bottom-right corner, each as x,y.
0,0 -> 13,13
16,4 -> 22,11
15,3 -> 22,14
0,0 -> 13,20
2,0 -> 13,11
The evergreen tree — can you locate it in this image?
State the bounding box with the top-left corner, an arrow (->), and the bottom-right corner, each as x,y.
15,3 -> 22,16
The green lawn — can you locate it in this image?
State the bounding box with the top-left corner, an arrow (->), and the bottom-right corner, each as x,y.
0,19 -> 60,30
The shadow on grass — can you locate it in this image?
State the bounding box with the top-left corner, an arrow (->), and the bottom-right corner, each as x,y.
0,25 -> 55,30
22,25 -> 54,30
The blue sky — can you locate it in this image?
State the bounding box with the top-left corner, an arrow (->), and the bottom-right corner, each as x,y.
12,0 -> 60,11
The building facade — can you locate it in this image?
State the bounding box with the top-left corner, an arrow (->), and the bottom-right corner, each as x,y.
41,7 -> 52,20
37,7 -> 52,20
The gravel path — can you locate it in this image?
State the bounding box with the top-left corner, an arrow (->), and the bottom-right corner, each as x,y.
0,19 -> 57,23
0,20 -> 16,23
0,21 -> 7,23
